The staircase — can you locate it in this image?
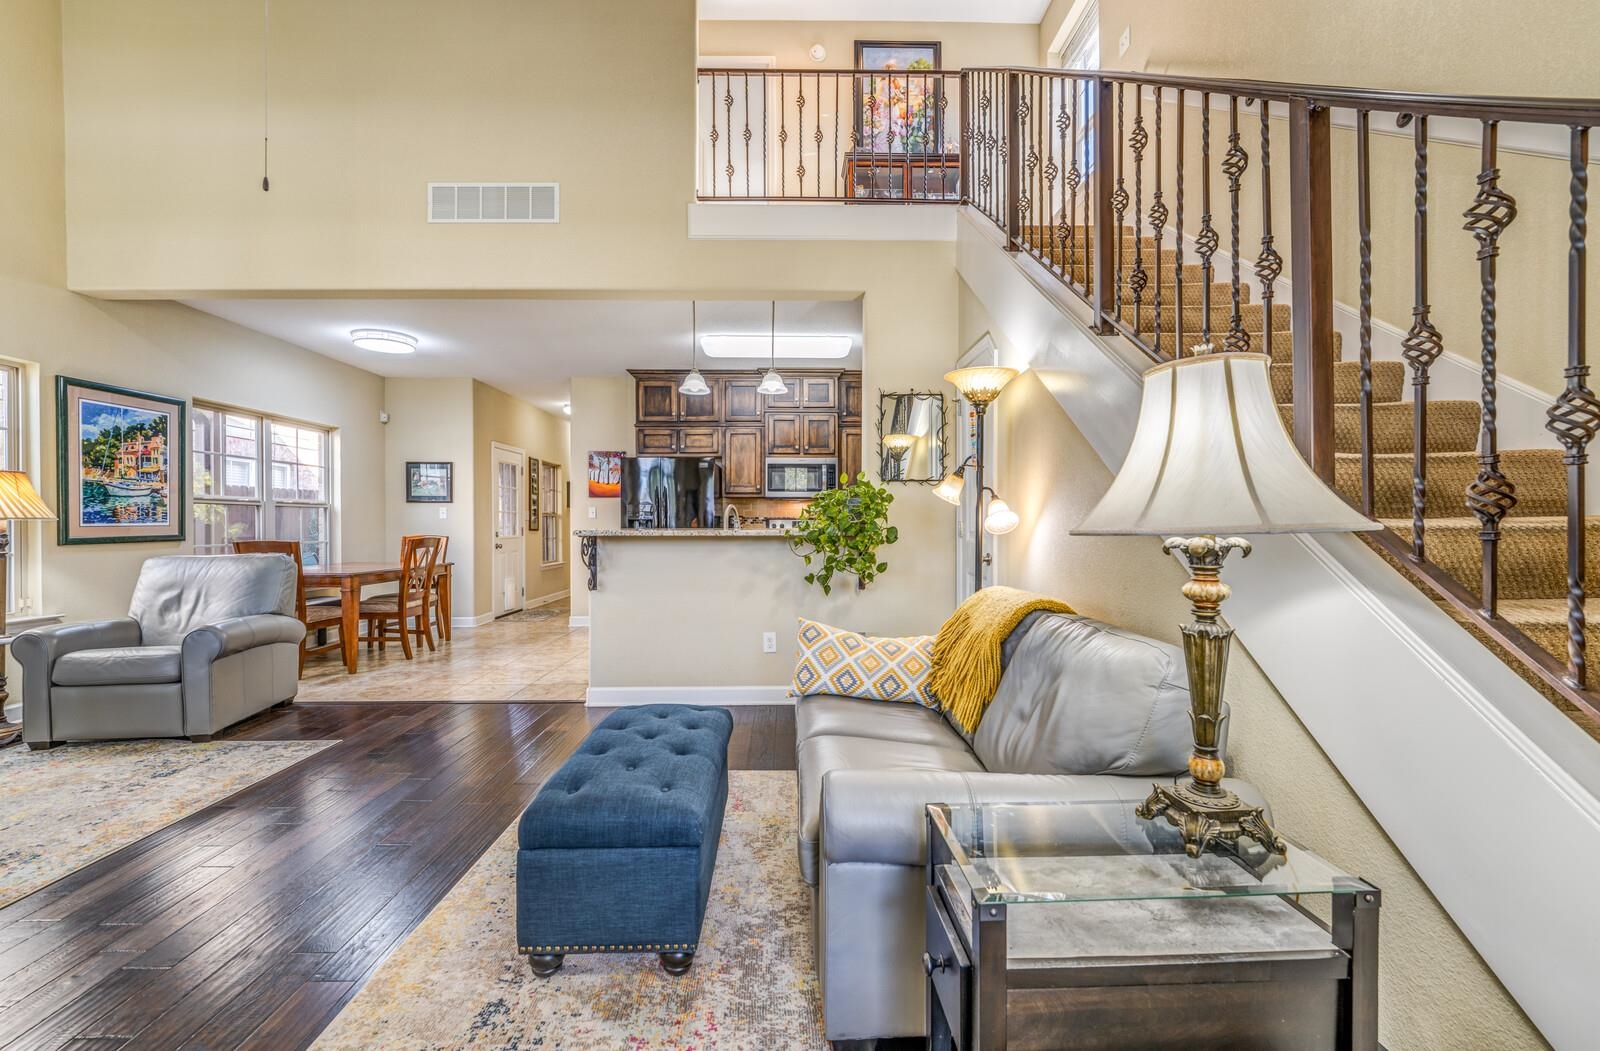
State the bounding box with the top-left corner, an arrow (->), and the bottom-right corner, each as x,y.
1028,222 -> 1593,722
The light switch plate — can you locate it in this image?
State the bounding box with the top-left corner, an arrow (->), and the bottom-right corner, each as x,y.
1118,26 -> 1131,57
588,507 -> 597,519
438,507 -> 448,519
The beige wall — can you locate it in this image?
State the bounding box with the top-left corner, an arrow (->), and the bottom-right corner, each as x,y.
698,19 -> 1035,67
963,280 -> 1544,1050
383,377 -> 476,619
567,376 -> 635,619
472,381 -> 570,614
2,0 -> 386,631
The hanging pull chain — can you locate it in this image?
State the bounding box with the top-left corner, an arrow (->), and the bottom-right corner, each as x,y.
261,0 -> 271,191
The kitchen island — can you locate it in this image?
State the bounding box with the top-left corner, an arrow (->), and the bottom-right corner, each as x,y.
573,526 -> 949,708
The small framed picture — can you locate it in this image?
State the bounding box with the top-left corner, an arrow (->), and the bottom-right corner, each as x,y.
406,461 -> 453,503
528,457 -> 542,529
57,376 -> 187,545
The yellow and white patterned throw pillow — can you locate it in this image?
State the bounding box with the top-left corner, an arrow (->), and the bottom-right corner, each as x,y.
791,618 -> 938,708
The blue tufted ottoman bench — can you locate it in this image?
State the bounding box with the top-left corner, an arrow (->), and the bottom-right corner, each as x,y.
516,703 -> 733,977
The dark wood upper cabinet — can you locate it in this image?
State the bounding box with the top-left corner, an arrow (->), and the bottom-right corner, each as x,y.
636,378 -> 678,422
636,427 -> 678,455
723,377 -> 764,422
800,412 -> 838,457
676,427 -> 722,455
724,427 -> 764,495
677,381 -> 721,422
841,374 -> 863,421
799,375 -> 837,409
766,413 -> 803,456
762,377 -> 801,409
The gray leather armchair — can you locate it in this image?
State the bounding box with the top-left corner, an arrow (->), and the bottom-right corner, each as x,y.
797,611 -> 1268,1043
15,554 -> 306,749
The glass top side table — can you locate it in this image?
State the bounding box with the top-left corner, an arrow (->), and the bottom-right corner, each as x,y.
924,800 -> 1380,1051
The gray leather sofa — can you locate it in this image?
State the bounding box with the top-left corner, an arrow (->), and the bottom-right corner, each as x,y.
15,554 -> 306,749
798,611 -> 1265,1043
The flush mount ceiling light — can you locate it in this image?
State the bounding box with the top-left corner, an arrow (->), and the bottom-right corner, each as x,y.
679,301 -> 711,397
350,328 -> 418,354
700,334 -> 853,360
756,302 -> 789,396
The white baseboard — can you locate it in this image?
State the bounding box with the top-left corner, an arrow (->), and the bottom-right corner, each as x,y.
585,685 -> 793,708
525,589 -> 569,609
568,615 -> 590,629
450,612 -> 496,629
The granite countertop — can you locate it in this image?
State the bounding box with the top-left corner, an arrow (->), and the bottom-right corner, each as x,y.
573,528 -> 792,539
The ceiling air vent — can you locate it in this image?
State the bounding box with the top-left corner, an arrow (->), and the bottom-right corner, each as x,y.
428,183 -> 559,223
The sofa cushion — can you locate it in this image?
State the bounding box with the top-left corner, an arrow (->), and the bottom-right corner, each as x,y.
52,646 -> 182,686
797,729 -> 981,884
972,613 -> 1192,777
797,695 -> 965,749
792,619 -> 938,709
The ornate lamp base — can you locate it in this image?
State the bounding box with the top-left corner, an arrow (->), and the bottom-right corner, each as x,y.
1137,780 -> 1286,858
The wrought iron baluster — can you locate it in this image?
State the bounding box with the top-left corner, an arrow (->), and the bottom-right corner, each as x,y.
1052,78 -> 1068,278
1020,77 -> 1035,254
1463,119 -> 1519,617
1223,96 -> 1250,352
1356,109 -> 1375,515
978,77 -> 994,221
1255,100 -> 1282,362
816,74 -> 825,199
1130,87 -> 1148,334
1547,125 -> 1595,686
723,76 -> 736,197
1175,88 -> 1185,357
743,73 -> 752,198
1197,92 -> 1217,347
1150,88 -> 1168,356
795,77 -> 807,194
833,74 -> 841,199
706,74 -> 720,197
1399,115 -> 1445,559
1045,77 -> 1059,268
938,74 -> 951,200
1113,82 -> 1128,321
779,73 -> 788,197
1067,78 -> 1081,286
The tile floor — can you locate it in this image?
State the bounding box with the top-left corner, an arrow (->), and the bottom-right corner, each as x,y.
295,598 -> 588,702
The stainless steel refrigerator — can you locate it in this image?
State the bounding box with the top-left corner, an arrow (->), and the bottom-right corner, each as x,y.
621,456 -> 722,529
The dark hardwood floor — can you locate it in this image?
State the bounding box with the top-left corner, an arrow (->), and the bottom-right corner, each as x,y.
0,701 -> 798,1051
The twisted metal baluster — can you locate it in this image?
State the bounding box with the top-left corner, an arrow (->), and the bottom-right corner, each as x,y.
1130,89 -> 1149,335
1149,88 -> 1168,356
706,74 -> 721,197
815,74 -> 824,198
1067,79 -> 1082,288
1400,115 -> 1444,559
1547,125 -> 1596,686
1174,88 -> 1185,357
1254,100 -> 1283,362
1054,79 -> 1070,279
1045,78 -> 1061,272
724,79 -> 736,196
778,73 -> 788,197
1113,83 -> 1129,321
1356,110 -> 1375,515
1462,119 -> 1519,617
744,73 -> 753,198
1196,92 -> 1218,347
977,80 -> 993,219
794,80 -> 807,190
1222,96 -> 1250,352
1019,78 -> 1035,253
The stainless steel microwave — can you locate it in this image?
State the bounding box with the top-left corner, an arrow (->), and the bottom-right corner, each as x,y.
765,459 -> 838,498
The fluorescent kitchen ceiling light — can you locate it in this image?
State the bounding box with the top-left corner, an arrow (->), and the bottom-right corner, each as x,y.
700,334 -> 852,359
350,328 -> 418,354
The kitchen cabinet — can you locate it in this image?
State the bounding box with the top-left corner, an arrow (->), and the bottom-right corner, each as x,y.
723,378 -> 764,422
724,427 -> 764,495
841,375 -> 863,422
763,378 -> 801,409
840,426 -> 863,484
678,382 -> 721,422
798,375 -> 837,409
766,414 -> 803,456
636,378 -> 678,422
801,413 -> 838,456
635,427 -> 722,456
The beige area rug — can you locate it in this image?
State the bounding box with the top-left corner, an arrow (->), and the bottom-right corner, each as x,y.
0,737 -> 335,908
312,770 -> 826,1050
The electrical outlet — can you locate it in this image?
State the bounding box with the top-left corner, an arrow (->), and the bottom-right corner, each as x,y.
762,631 -> 777,654
1118,26 -> 1131,57
438,507 -> 447,519
588,506 -> 597,519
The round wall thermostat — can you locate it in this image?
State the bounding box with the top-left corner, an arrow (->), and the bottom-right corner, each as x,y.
809,44 -> 827,62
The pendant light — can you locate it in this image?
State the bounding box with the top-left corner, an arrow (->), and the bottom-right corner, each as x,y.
756,301 -> 788,396
678,301 -> 710,396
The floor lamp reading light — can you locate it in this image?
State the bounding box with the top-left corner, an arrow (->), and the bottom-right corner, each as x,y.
0,472 -> 56,747
937,366 -> 1019,593
1074,351 -> 1379,857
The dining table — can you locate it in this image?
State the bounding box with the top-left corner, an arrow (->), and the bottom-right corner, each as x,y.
301,561 -> 454,674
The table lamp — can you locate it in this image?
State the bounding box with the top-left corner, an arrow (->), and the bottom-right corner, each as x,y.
0,472 -> 56,747
1074,352 -> 1379,856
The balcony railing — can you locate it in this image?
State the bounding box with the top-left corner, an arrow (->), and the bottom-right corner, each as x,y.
696,68 -> 963,202
698,63 -> 1600,725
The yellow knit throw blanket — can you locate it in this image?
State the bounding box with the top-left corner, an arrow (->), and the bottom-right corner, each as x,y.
932,586 -> 1074,733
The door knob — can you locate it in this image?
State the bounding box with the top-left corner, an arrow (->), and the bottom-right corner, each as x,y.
922,951 -> 950,976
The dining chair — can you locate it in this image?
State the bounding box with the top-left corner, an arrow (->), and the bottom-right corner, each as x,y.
358,534 -> 442,660
428,534 -> 450,641
231,538 -> 342,674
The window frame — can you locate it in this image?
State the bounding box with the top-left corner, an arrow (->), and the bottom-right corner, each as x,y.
539,461 -> 563,568
0,363 -> 28,614
192,401 -> 335,564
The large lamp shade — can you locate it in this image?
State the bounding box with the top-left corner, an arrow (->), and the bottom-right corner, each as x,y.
0,472 -> 55,521
1074,353 -> 1378,537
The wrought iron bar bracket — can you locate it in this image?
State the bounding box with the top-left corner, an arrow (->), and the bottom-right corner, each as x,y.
580,535 -> 599,592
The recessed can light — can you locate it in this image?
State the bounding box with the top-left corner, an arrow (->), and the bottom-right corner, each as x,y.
350,328 -> 418,354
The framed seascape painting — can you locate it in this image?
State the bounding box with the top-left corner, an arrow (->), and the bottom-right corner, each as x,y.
56,377 -> 186,545
406,461 -> 454,503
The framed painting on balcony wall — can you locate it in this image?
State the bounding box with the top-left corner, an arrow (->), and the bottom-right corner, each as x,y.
853,41 -> 942,155
56,376 -> 186,545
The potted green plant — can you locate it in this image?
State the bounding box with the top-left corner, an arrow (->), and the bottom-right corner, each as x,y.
788,474 -> 899,595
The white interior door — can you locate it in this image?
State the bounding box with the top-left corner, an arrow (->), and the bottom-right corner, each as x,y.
491,444 -> 525,617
